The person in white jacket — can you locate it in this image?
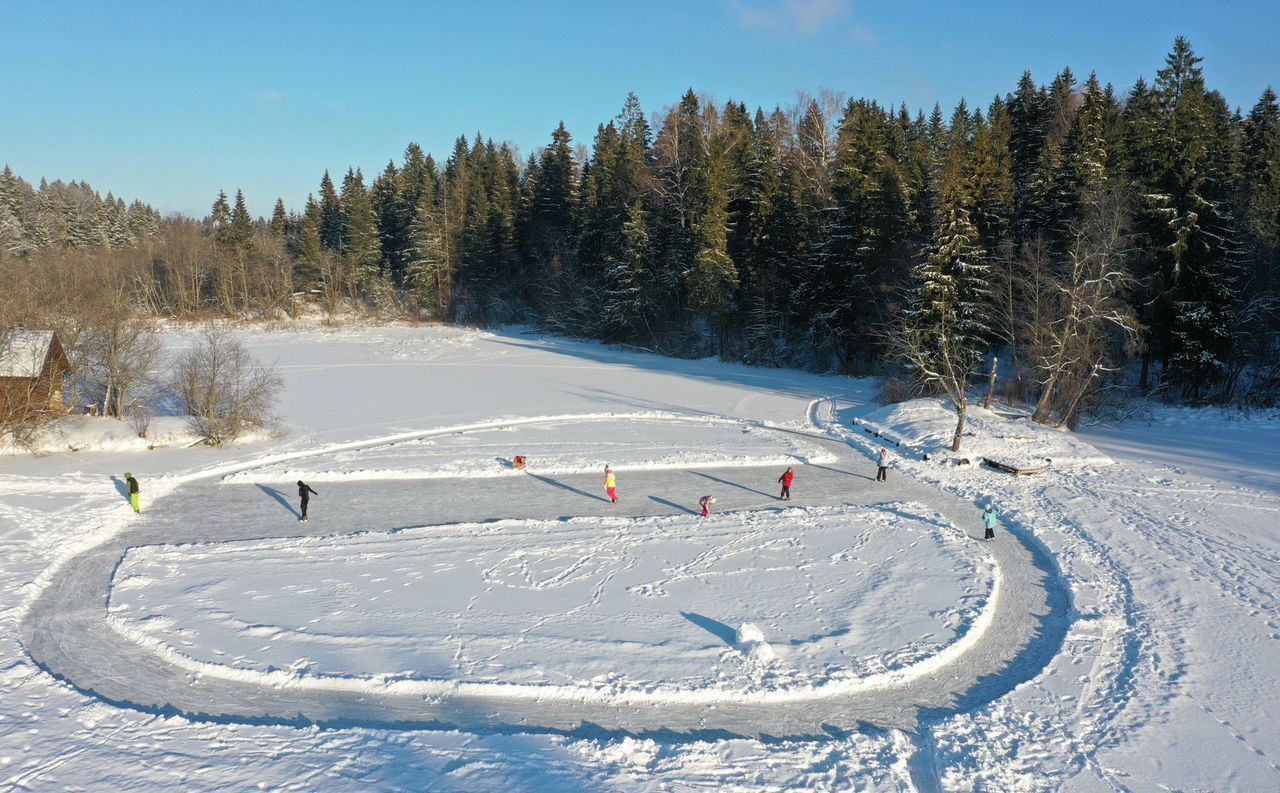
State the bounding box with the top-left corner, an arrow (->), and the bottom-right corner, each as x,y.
875,448 -> 890,482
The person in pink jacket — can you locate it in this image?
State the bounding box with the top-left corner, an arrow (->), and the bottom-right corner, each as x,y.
699,495 -> 716,517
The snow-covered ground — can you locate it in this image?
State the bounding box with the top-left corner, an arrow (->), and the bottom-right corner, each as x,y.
109,504 -> 986,689
1,324 -> 1277,791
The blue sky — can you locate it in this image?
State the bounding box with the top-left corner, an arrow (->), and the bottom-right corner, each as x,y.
3,0 -> 1276,218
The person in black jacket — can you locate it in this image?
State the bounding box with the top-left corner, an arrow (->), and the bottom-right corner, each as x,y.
124,472 -> 141,513
297,480 -> 318,521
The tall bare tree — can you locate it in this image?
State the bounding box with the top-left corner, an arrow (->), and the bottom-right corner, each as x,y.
1032,186 -> 1141,425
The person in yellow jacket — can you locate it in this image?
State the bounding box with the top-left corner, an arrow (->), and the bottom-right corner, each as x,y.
604,465 -> 618,503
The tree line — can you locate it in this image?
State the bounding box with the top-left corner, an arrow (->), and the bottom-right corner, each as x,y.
3,37 -> 1278,432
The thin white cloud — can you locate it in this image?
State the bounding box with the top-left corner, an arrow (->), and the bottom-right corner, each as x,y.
733,0 -> 855,37
255,88 -> 286,103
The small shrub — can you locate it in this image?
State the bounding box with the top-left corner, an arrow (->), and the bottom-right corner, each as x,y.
172,329 -> 282,444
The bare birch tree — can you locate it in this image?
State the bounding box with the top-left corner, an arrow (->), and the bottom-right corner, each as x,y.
1032,187 -> 1141,425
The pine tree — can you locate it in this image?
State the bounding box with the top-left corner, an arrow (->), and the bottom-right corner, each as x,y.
227,189 -> 255,251
969,105 -> 1014,252
407,183 -> 448,316
1144,37 -> 1243,399
297,195 -> 323,280
1243,88 -> 1280,247
442,136 -> 472,313
388,143 -> 433,284
902,190 -> 991,450
270,198 -> 288,236
0,166 -> 28,257
683,100 -> 743,332
599,200 -> 653,340
525,122 -> 579,315
318,171 -> 342,251
1007,72 -> 1051,245
340,168 -> 381,291
578,120 -> 625,293
370,161 -> 401,276
1064,73 -> 1113,194
210,190 -> 231,245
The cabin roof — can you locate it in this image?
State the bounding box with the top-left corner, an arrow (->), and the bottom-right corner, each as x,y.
0,330 -> 58,378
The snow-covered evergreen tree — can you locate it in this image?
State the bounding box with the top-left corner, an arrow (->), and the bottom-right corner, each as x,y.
340,168 -> 382,290
900,190 -> 991,450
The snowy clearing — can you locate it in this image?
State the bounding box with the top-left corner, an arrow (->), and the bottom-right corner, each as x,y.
2,325 -> 1277,791
109,504 -> 987,689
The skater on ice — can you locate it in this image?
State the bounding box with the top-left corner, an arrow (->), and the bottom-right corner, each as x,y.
297,480 -> 318,521
876,447 -> 891,482
699,495 -> 716,517
604,465 -> 618,503
982,503 -> 1001,540
124,472 -> 141,513
778,466 -> 794,500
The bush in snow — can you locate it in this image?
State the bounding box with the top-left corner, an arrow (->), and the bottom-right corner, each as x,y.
172,329 -> 282,445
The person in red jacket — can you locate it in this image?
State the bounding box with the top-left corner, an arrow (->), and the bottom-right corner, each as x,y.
699,495 -> 716,517
778,466 -> 795,500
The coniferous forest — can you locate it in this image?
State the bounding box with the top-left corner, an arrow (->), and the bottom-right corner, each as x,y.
3,38 -> 1279,423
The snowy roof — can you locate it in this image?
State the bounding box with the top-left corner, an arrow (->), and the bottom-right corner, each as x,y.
0,330 -> 57,378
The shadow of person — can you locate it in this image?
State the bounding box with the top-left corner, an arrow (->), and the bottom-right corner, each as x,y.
648,496 -> 698,515
110,476 -> 130,505
257,484 -> 301,518
688,470 -> 775,499
679,611 -> 737,647
806,463 -> 875,481
527,473 -> 611,503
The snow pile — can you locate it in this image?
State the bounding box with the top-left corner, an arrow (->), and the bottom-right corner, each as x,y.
1,415 -> 194,454
856,398 -> 1114,469
1,414 -> 274,455
735,623 -> 777,664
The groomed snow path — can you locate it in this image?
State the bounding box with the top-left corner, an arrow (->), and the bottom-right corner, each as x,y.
20,413 -> 1066,739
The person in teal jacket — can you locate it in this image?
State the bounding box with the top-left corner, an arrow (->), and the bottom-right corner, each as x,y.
982,504 -> 1001,540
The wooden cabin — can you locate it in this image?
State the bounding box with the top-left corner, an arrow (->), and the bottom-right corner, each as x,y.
0,330 -> 72,415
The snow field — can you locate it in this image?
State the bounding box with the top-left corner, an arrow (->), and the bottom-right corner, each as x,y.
5,325 -> 1276,791
855,399 -> 1115,469
108,503 -> 992,693
221,414 -> 836,483
821,396 -> 1280,791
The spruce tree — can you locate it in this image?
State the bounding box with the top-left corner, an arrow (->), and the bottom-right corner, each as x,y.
228,189 -> 255,251
318,171 -> 342,251
525,123 -> 579,316
1243,88 -> 1280,248
1064,73 -> 1112,195
903,189 -> 991,450
370,161 -> 401,276
340,168 -> 381,291
0,166 -> 25,257
1146,37 -> 1243,398
210,190 -> 231,245
270,198 -> 288,237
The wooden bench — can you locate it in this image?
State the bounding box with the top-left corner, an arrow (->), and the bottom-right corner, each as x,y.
981,457 -> 1043,476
